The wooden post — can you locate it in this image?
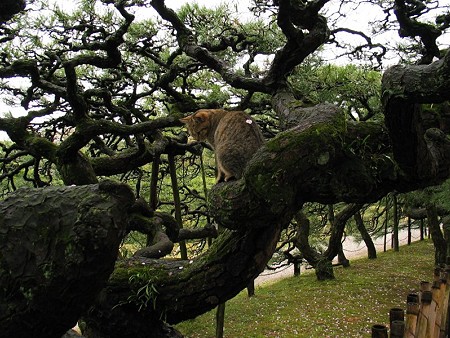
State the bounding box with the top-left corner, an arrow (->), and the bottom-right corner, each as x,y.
216,302 -> 226,338
392,194 -> 399,251
371,324 -> 388,338
247,279 -> 255,297
431,277 -> 446,337
384,198 -> 389,252
420,219 -> 425,240
294,260 -> 301,276
420,281 -> 432,302
407,293 -> 420,304
407,216 -> 412,245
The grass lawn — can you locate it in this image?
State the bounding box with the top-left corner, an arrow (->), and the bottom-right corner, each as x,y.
176,239 -> 436,337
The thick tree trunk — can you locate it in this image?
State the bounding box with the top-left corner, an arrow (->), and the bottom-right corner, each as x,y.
382,52 -> 450,264
0,181 -> 135,338
83,220 -> 287,335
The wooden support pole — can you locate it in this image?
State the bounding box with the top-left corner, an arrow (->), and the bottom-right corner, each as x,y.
247,279 -> 255,297
168,154 -> 188,260
216,302 -> 226,338
407,216 -> 412,245
294,261 -> 301,276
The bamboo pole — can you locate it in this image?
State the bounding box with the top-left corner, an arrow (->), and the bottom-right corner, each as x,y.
432,278 -> 445,337
390,320 -> 404,337
405,301 -> 420,338
415,290 -> 433,338
390,307 -> 404,325
439,268 -> 450,338
389,307 -> 404,338
427,282 -> 439,338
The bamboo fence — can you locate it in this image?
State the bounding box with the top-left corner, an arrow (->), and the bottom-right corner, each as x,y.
372,266 -> 450,338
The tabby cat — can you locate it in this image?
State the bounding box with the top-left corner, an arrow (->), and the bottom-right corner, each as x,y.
180,109 -> 265,183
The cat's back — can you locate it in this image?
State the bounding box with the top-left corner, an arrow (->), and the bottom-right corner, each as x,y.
214,110 -> 264,151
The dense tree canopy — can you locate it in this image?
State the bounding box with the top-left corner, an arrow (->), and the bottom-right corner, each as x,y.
1,0 -> 450,337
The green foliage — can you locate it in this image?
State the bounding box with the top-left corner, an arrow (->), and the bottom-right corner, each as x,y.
0,141 -> 63,196
113,270 -> 159,312
404,178 -> 450,212
116,149 -> 216,258
289,61 -> 382,121
178,3 -> 284,55
127,273 -> 159,312
178,4 -> 231,45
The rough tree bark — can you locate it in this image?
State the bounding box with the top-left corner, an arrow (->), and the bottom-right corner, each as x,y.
0,181 -> 135,338
382,51 -> 450,186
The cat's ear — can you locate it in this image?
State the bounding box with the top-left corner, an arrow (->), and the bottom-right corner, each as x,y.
193,115 -> 204,122
193,110 -> 208,122
179,116 -> 190,124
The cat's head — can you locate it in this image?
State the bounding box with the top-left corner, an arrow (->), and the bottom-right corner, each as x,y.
179,110 -> 212,141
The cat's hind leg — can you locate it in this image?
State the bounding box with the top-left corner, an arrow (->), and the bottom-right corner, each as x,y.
215,161 -> 235,183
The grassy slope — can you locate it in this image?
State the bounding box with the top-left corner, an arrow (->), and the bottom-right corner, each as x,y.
176,239 -> 435,337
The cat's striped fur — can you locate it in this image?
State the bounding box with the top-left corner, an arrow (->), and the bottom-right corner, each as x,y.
180,109 -> 265,183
